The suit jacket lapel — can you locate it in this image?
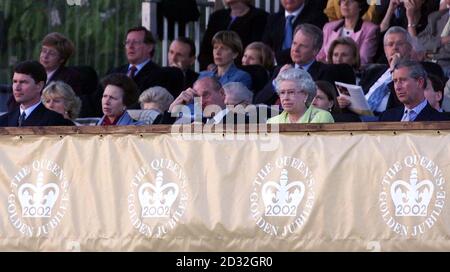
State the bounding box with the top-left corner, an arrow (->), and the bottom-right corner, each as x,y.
307,62 -> 319,76
395,106 -> 405,121
415,103 -> 434,121
47,66 -> 63,84
23,103 -> 46,126
307,61 -> 325,80
135,61 -> 158,81
8,108 -> 20,126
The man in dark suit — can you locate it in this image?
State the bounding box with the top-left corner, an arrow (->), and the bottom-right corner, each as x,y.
167,37 -> 199,92
262,0 -> 328,65
255,24 -> 355,105
108,26 -> 183,96
0,61 -> 74,127
379,60 -> 450,122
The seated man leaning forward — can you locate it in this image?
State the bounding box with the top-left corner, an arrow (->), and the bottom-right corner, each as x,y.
163,77 -> 247,125
266,68 -> 334,124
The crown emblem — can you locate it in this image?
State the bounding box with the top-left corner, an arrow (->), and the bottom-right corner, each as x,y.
391,168 -> 434,217
261,169 -> 305,217
17,172 -> 60,218
138,171 -> 179,218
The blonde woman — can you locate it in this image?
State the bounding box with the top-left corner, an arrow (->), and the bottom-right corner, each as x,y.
41,81 -> 81,121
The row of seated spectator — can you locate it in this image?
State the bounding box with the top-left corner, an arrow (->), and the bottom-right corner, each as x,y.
201,0 -> 450,90
202,0 -> 449,70
1,56 -> 448,127
2,0 -> 450,126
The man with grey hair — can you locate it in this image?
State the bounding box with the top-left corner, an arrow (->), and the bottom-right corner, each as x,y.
255,24 -> 355,105
379,60 -> 450,121
266,68 -> 334,123
348,26 -> 419,117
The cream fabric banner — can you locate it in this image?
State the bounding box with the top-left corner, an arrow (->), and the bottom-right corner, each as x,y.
0,131 -> 449,251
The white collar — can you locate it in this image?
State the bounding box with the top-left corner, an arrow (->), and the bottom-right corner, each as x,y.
284,4 -> 304,19
20,101 -> 41,119
128,59 -> 151,74
46,68 -> 59,83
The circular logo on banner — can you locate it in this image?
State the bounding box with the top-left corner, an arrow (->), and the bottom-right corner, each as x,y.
250,156 -> 315,237
7,160 -> 70,237
379,155 -> 446,237
128,158 -> 188,238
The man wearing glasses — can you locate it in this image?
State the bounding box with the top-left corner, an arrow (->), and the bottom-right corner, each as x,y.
108,26 -> 163,94
108,26 -> 183,101
39,32 -> 82,96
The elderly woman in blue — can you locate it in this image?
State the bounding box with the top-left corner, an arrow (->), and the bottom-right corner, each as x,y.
198,30 -> 252,90
97,73 -> 143,126
267,68 -> 334,124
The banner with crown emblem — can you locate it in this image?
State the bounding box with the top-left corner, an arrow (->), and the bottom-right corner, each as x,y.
0,130 -> 450,251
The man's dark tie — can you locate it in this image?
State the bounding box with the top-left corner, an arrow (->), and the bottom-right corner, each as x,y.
127,65 -> 137,79
18,111 -> 26,127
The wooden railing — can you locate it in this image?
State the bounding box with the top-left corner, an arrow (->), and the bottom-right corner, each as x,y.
1,122 -> 450,136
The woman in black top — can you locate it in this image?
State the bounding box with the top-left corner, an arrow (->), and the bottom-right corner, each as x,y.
198,0 -> 268,70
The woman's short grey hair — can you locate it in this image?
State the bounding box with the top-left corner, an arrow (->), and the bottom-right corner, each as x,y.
138,86 -> 174,112
223,82 -> 253,105
274,68 -> 317,106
